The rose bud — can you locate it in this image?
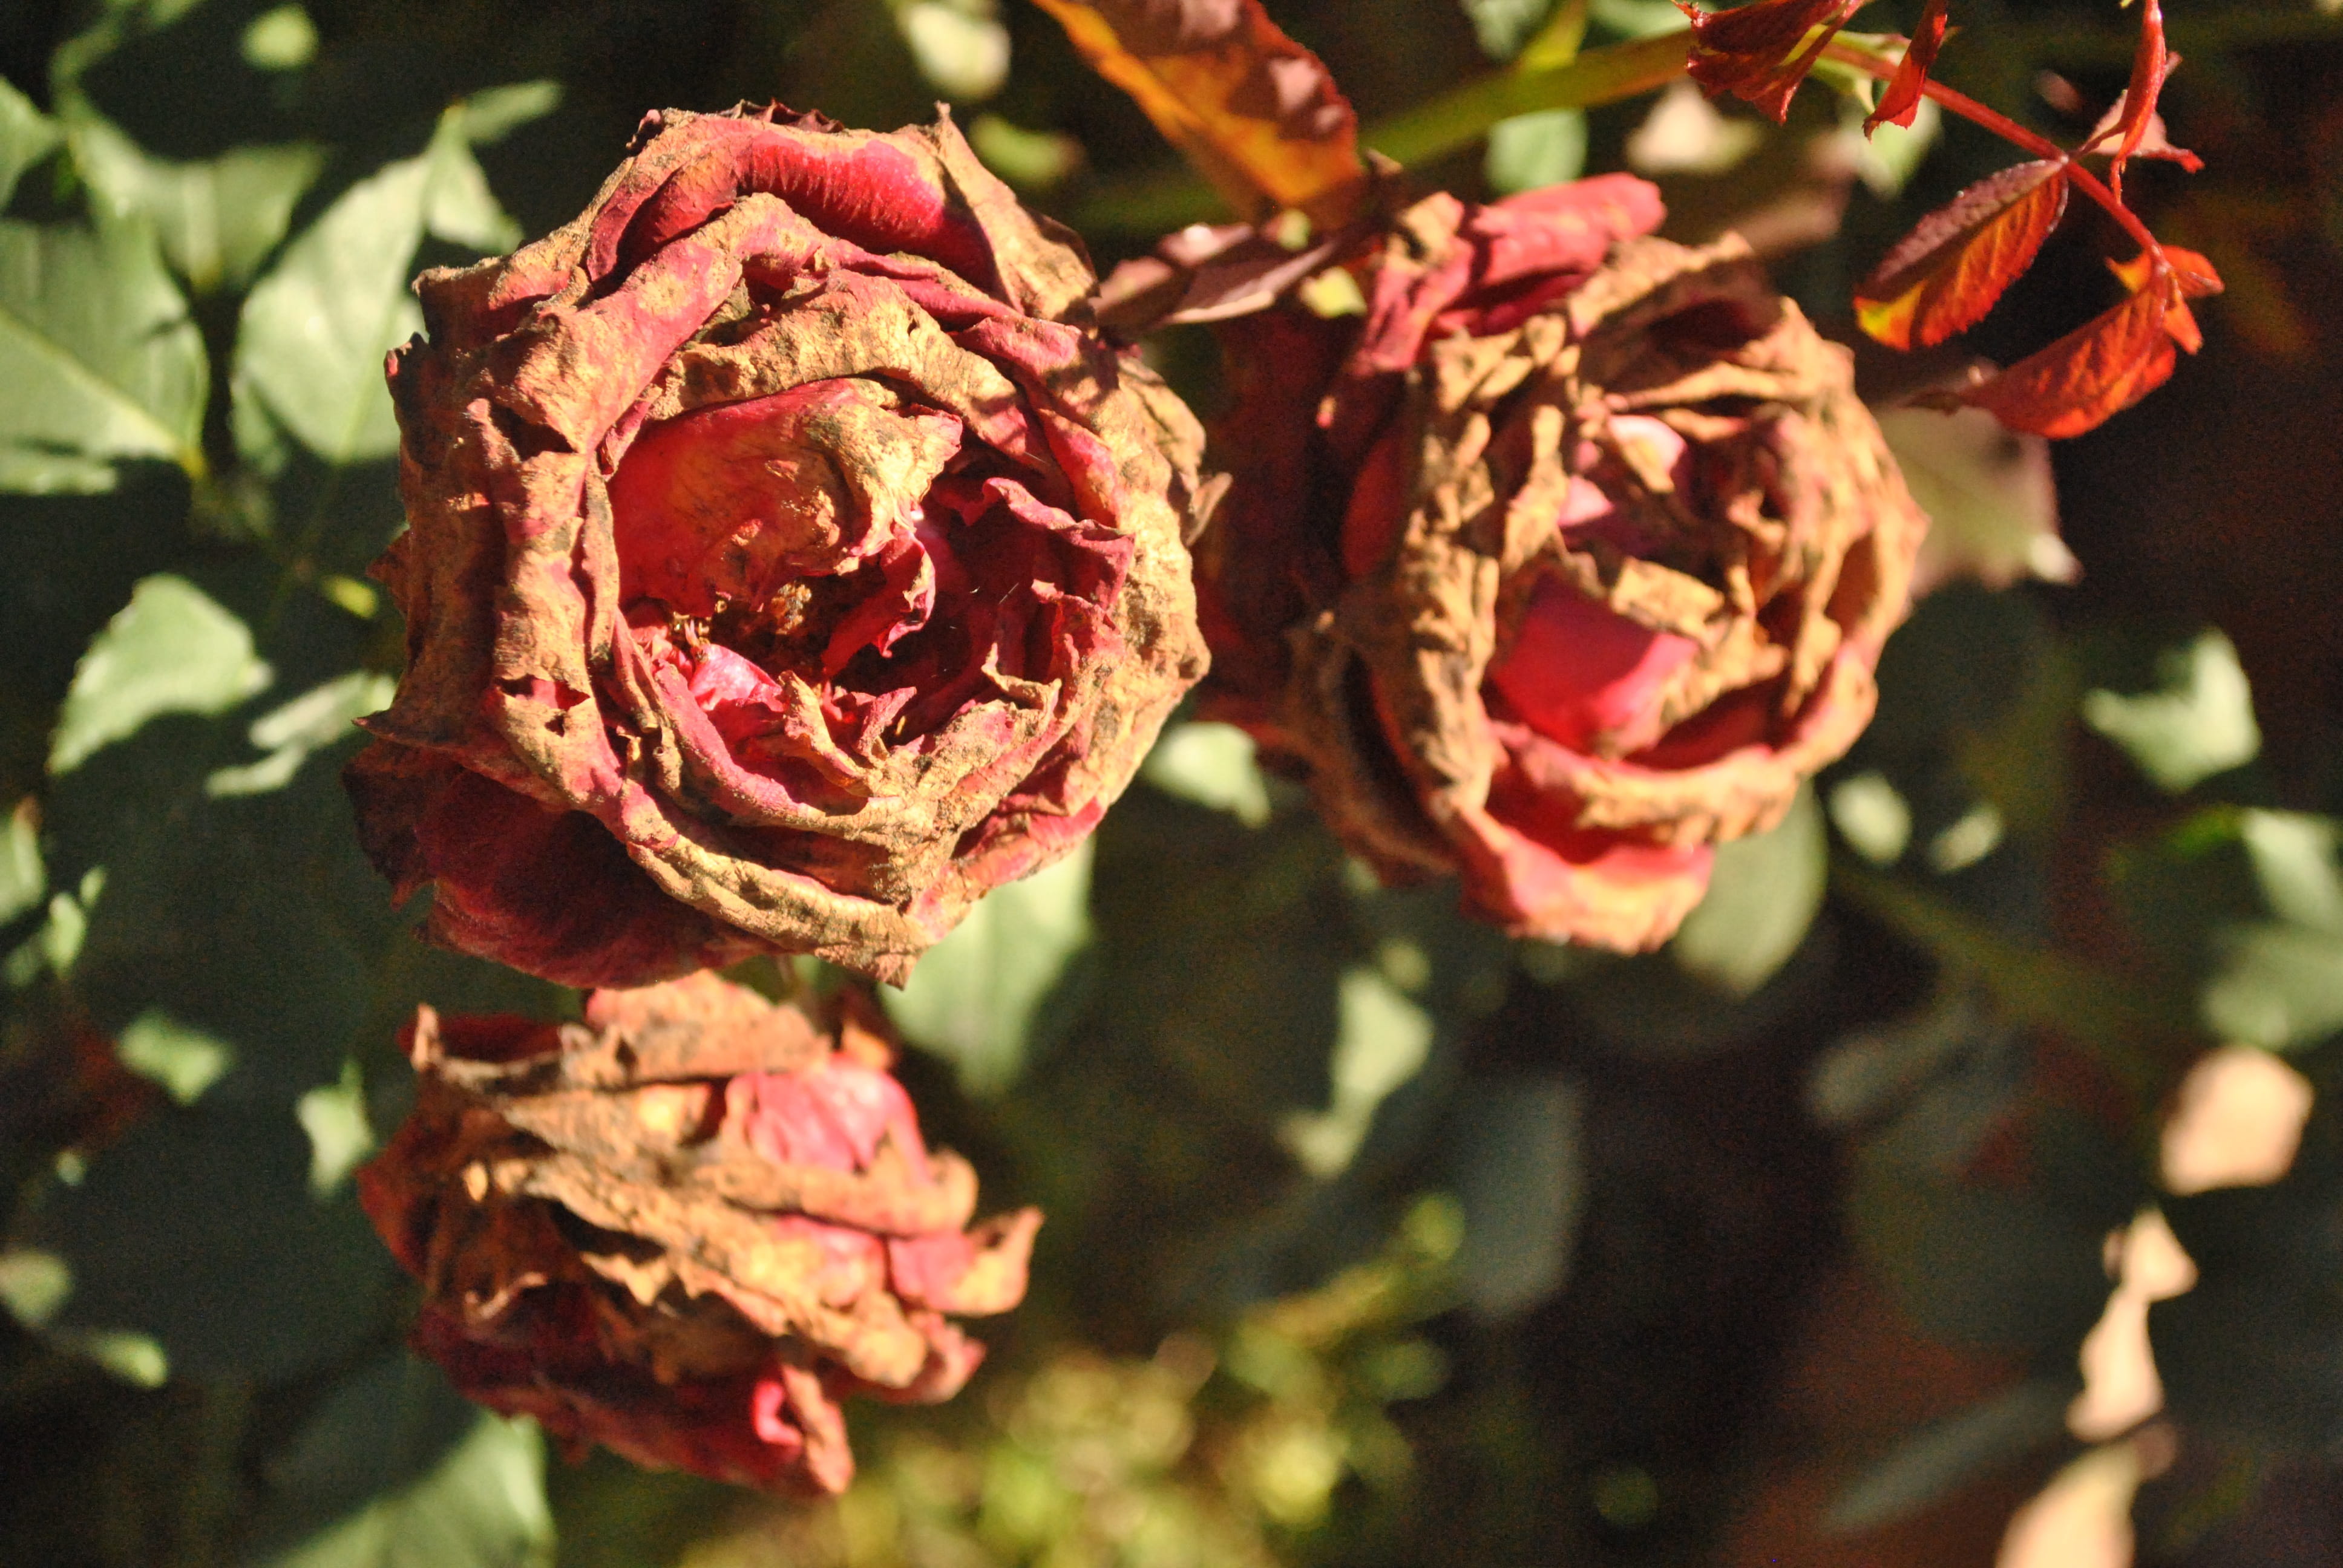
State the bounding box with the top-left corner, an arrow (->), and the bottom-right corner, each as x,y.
356,972 -> 1039,1496
1199,181 -> 1928,951
347,105 -> 1211,987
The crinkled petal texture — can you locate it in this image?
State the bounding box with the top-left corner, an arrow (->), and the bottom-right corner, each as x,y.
347,105 -> 1210,987
357,972 -> 1040,1497
1199,184 -> 1928,951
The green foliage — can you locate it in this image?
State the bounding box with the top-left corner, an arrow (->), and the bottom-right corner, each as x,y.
1822,1379 -> 2073,1534
2081,629 -> 2263,794
1669,783 -> 1827,999
48,574 -> 272,776
0,201 -> 208,492
1486,108 -> 1586,194
2,3 -> 2342,1564
2151,1111 -> 2343,1455
1141,720 -> 1274,828
254,1405 -> 553,1568
114,1008 -> 236,1104
24,1100 -> 393,1382
1450,1074 -> 1584,1319
64,111 -> 324,295
0,79 -> 61,209
233,91 -> 548,471
0,798 -> 43,927
883,838 -> 1095,1094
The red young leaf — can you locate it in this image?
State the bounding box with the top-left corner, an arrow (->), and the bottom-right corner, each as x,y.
2108,244 -> 2223,301
1679,0 -> 1864,123
1866,0 -> 1950,134
2083,97 -> 2202,173
1855,159 -> 2071,351
2107,244 -> 2222,353
1960,273 -> 2189,438
2105,0 -> 2175,199
1031,0 -> 1369,226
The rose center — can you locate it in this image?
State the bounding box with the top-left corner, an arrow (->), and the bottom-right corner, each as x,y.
608,379 -> 963,681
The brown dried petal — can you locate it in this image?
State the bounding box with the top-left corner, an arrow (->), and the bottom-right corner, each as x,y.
1202,190 -> 1928,951
358,973 -> 1038,1496
350,106 -> 1210,990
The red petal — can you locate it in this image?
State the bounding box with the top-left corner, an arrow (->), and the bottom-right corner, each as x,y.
1485,578 -> 1701,755
1855,160 -> 2070,351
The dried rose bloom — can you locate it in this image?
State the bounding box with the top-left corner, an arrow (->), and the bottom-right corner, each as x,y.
357,972 -> 1039,1495
1199,180 -> 1929,950
346,105 -> 1210,988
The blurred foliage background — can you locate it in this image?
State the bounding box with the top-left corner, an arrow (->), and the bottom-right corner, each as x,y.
7,1 -> 2343,1564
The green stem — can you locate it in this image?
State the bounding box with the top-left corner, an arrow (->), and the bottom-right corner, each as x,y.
1070,2 -> 2334,237
1832,862 -> 2199,1103
1361,30 -> 1693,168
1070,29 -> 1693,233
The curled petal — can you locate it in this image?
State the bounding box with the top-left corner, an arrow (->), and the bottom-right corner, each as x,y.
1201,199 -> 1928,951
358,974 -> 1038,1497
351,106 -> 1211,988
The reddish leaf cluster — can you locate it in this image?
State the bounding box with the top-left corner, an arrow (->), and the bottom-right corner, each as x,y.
358,973 -> 1038,1496
1866,0 -> 1947,134
1679,0 -> 2223,438
1677,0 -> 1864,123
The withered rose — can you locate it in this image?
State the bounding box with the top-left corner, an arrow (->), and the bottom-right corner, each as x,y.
1200,180 -> 1928,950
358,972 -> 1038,1496
348,105 -> 1210,987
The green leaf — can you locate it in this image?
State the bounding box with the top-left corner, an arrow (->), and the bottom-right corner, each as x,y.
55,1328 -> 171,1387
1462,0 -> 1561,61
2237,810 -> 2343,933
295,1058 -> 375,1195
2080,629 -> 2261,794
243,1353 -> 503,1563
2201,922 -> 2343,1053
883,839 -> 1094,1094
0,77 -> 61,211
254,1397 -> 554,1568
0,204 -> 208,492
241,4 -> 319,71
24,1100 -> 395,1382
1826,770 -> 1913,866
50,575 -> 272,776
1142,721 -> 1273,827
967,114 -> 1083,193
894,1 -> 1011,102
233,96 -> 534,467
1451,1073 -> 1585,1319
206,669 -> 395,799
453,82 -> 564,146
1485,109 -> 1585,194
64,111 -> 324,294
116,1007 -> 236,1105
0,797 -> 45,928
1823,1379 -> 2073,1534
1850,1109 -> 2126,1355
0,1247 -> 72,1329
1670,783 -> 1826,996
1280,967 -> 1436,1178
